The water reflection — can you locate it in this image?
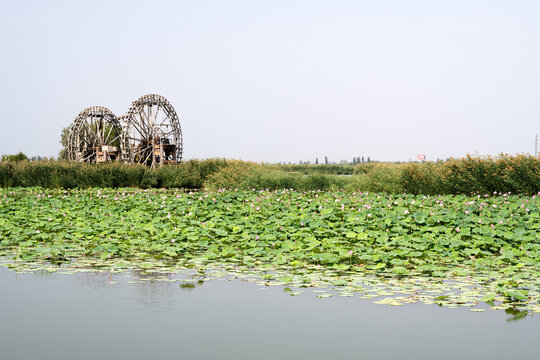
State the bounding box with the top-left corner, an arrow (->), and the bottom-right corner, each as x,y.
506,308 -> 528,322
130,269 -> 206,291
179,281 -> 205,291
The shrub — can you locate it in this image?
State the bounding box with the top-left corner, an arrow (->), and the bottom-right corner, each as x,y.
270,164 -> 355,175
241,168 -> 299,190
348,163 -> 405,193
204,160 -> 261,190
401,154 -> 540,195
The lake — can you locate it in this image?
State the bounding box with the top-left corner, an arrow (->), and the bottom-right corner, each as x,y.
0,266 -> 538,360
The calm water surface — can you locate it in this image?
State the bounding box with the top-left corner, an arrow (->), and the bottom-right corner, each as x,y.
0,266 -> 538,360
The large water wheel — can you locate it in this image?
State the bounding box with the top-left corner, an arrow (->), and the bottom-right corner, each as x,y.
67,106 -> 122,163
122,94 -> 183,167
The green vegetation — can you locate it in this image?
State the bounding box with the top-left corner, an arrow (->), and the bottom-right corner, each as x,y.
0,155 -> 538,195
58,126 -> 70,161
0,161 -> 147,188
269,164 -> 355,175
1,152 -> 29,162
0,188 -> 538,312
400,154 -> 540,195
0,153 -> 538,311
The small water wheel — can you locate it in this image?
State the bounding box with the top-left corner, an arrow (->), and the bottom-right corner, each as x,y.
67,106 -> 122,163
122,94 -> 183,167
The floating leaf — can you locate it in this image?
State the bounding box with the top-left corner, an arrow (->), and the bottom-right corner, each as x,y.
317,294 -> 334,298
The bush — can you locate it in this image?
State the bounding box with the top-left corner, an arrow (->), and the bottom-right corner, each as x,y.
240,168 -> 299,190
270,164 -> 355,175
400,162 -> 444,195
348,163 -> 405,193
204,161 -> 261,190
0,161 -> 16,187
401,154 -> 540,195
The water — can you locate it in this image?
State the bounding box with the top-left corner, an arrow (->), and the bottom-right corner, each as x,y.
0,266 -> 538,360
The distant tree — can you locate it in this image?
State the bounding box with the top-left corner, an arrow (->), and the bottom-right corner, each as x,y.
361,156 -> 365,163
367,157 -> 371,163
324,156 -> 328,165
315,157 -> 319,165
1,152 -> 29,162
58,125 -> 70,160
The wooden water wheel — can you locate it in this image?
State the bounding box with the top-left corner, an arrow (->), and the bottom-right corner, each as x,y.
122,94 -> 183,167
67,106 -> 122,163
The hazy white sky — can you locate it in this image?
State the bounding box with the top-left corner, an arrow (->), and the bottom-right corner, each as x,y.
0,0 -> 538,163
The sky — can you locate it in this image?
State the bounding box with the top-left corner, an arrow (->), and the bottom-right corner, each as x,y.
0,0 -> 539,163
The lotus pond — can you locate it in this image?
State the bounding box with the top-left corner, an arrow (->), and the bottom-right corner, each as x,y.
0,188 -> 538,313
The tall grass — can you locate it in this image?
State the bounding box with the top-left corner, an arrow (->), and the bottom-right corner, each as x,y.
238,168 -> 348,191
400,154 -> 540,195
1,155 -> 538,194
153,158 -> 230,189
348,163 -> 405,193
0,161 -> 147,188
269,164 -> 355,175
